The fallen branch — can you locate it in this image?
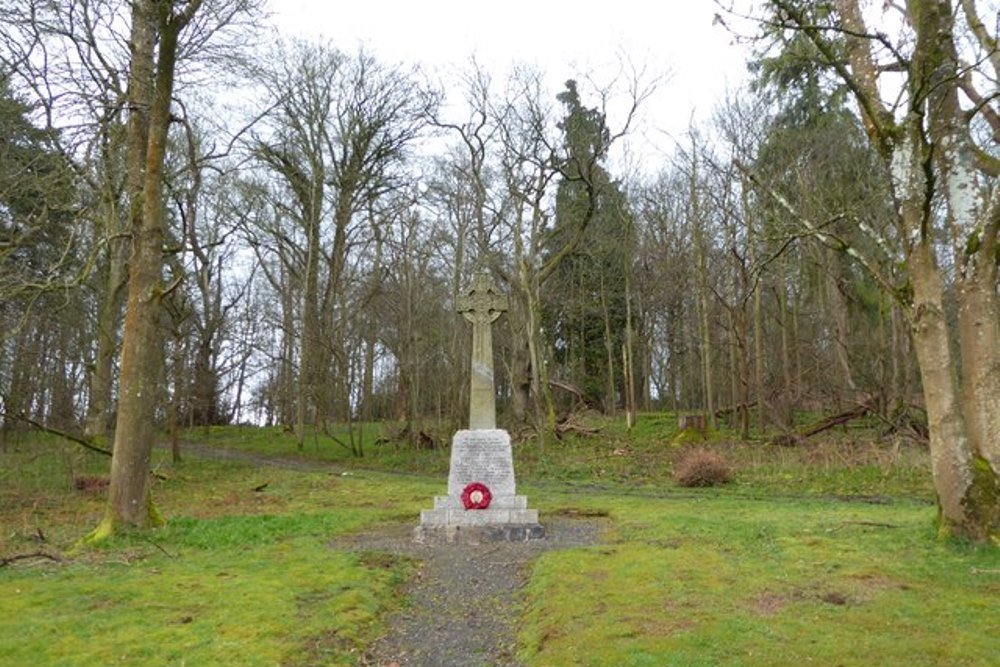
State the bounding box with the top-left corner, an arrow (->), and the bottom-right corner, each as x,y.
799,401 -> 873,438
549,378 -> 588,405
150,542 -> 175,559
10,413 -> 168,480
839,520 -> 899,529
554,410 -> 602,439
769,400 -> 875,446
0,550 -> 66,568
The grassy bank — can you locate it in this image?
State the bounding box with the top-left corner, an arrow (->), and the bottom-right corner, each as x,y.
520,490 -> 998,666
182,411 -> 934,500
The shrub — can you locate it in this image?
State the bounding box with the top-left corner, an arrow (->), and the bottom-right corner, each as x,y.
674,449 -> 732,487
73,475 -> 109,493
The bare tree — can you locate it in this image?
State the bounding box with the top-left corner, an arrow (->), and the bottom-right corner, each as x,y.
252,40 -> 438,448
736,0 -> 999,540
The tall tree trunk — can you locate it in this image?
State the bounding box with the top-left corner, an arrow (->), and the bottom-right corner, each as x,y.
192,339 -> 216,429
600,276 -> 617,415
623,246 -> 637,428
908,242 -> 974,531
827,254 -> 856,397
791,281 -> 802,410
279,258 -> 296,429
889,302 -> 902,409
89,0 -> 202,542
85,234 -> 128,440
925,0 -> 1000,491
508,310 -> 531,424
747,197 -> 765,433
4,324 -> 34,442
728,310 -> 738,425
298,216 -> 320,449
169,326 -> 184,464
816,0 -> 999,540
90,0 -> 158,539
736,313 -> 751,440
943,126 -> 1000,537
956,268 -> 1000,469
690,146 -> 715,427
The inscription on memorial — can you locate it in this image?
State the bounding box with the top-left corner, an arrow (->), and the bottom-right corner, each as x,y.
447,430 -> 516,497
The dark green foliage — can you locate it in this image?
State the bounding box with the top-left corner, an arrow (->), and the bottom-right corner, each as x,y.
748,5 -> 900,405
749,1 -> 848,124
0,73 -> 77,294
542,80 -> 635,410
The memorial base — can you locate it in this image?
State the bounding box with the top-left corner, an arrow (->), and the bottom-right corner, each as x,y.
414,522 -> 544,544
416,428 -> 543,543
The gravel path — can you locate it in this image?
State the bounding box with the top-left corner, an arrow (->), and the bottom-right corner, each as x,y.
172,442 -> 606,665
333,518 -> 605,667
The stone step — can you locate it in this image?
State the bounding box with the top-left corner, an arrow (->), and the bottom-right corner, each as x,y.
419,507 -> 539,526
414,522 -> 545,544
432,494 -> 528,510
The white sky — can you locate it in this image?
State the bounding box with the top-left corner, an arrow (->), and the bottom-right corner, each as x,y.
268,0 -> 752,167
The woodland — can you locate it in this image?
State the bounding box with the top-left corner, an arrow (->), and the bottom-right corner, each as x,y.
0,0 -> 998,552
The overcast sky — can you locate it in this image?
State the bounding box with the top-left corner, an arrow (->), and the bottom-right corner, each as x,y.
267,1 -> 752,165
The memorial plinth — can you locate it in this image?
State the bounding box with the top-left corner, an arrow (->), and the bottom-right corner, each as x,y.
415,274 -> 543,544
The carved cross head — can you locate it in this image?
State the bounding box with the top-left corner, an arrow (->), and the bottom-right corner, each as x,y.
457,272 -> 508,325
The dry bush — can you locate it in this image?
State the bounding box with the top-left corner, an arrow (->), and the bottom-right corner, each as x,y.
674,449 -> 732,487
73,476 -> 109,493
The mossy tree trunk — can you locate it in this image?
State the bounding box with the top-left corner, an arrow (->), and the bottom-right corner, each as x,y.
90,0 -> 203,542
84,186 -> 130,442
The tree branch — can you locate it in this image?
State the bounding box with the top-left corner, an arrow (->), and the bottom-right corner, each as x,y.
0,551 -> 66,568
8,413 -> 112,456
735,159 -> 904,306
958,0 -> 1000,78
771,0 -> 896,155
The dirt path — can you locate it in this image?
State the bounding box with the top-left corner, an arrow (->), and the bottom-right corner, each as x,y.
334,518 -> 603,667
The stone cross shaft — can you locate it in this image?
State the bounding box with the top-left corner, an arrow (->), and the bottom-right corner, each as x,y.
457,273 -> 507,429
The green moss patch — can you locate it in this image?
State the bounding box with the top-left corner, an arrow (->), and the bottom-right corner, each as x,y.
518,492 -> 1000,666
0,445 -> 428,667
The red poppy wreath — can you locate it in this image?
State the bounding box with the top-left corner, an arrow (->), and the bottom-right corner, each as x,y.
460,482 -> 492,510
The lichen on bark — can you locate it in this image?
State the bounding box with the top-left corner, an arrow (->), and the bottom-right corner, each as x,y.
962,456 -> 1000,545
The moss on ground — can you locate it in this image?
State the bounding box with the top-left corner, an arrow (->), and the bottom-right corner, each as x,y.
518,491 -> 1000,667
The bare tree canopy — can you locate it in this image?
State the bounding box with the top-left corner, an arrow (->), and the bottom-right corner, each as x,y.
0,0 -> 996,543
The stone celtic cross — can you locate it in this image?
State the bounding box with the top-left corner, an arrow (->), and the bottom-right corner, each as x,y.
457,272 -> 507,429
415,271 -> 542,543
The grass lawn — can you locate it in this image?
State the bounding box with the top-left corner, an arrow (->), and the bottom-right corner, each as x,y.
521,490 -> 998,666
1,415 -> 997,666
1,444 -> 434,666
